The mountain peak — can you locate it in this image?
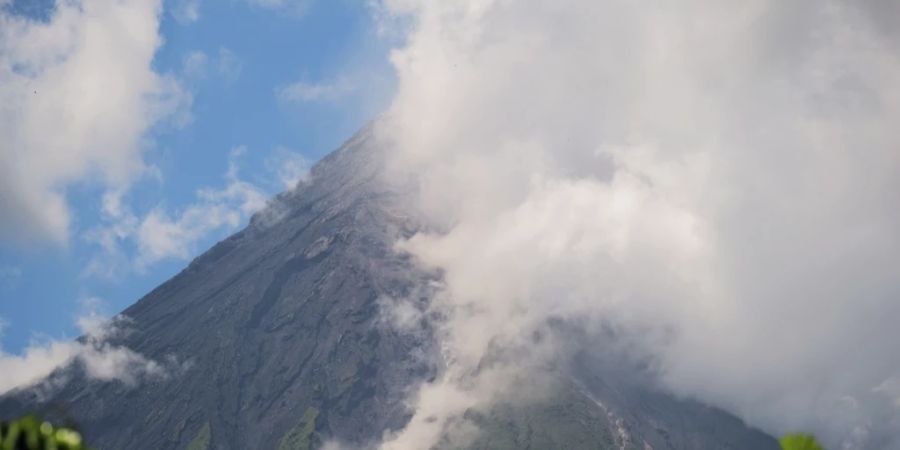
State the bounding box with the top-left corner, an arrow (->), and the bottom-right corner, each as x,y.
1,129 -> 777,450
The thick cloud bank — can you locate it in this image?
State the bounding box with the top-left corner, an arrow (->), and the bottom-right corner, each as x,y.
374,1 -> 900,449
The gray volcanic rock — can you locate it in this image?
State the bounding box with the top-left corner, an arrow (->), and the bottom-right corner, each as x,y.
0,127 -> 779,450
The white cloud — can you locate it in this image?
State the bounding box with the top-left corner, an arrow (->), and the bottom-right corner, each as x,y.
265,146 -> 311,190
245,0 -> 312,15
0,300 -> 182,395
182,47 -> 242,84
173,0 -> 313,21
276,76 -> 356,103
0,0 -> 190,246
216,47 -> 242,84
171,0 -> 201,24
374,1 -> 900,449
182,50 -> 209,79
136,147 -> 267,265
182,47 -> 241,84
81,145 -> 315,277
83,147 -> 269,275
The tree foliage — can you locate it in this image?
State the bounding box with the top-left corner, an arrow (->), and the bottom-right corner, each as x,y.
0,416 -> 91,450
780,433 -> 826,450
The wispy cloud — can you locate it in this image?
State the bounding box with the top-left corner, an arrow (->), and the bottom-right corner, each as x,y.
83,147 -> 267,276
265,146 -> 312,190
0,299 -> 186,395
0,265 -> 22,290
182,47 -> 242,84
135,147 -> 267,266
82,145 -> 310,277
276,76 -> 356,103
171,0 -> 201,24
216,47 -> 243,84
245,0 -> 312,16
182,50 -> 209,79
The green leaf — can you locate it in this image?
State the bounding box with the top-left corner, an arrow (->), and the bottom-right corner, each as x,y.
780,433 -> 826,450
0,415 -> 90,450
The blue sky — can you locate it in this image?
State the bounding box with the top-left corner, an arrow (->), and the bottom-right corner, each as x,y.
0,0 -> 396,355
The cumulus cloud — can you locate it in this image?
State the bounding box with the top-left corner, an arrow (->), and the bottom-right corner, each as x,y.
373,1 -> 900,449
0,0 -> 190,246
0,300 -> 183,395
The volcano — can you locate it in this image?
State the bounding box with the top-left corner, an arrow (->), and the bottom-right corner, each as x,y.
0,128 -> 779,450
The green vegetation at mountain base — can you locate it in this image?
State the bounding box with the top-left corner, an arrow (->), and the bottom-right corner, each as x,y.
278,407 -> 320,450
780,433 -> 826,450
186,422 -> 210,450
0,415 -> 91,450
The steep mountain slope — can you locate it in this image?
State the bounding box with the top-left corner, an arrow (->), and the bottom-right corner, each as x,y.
0,128 -> 779,450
